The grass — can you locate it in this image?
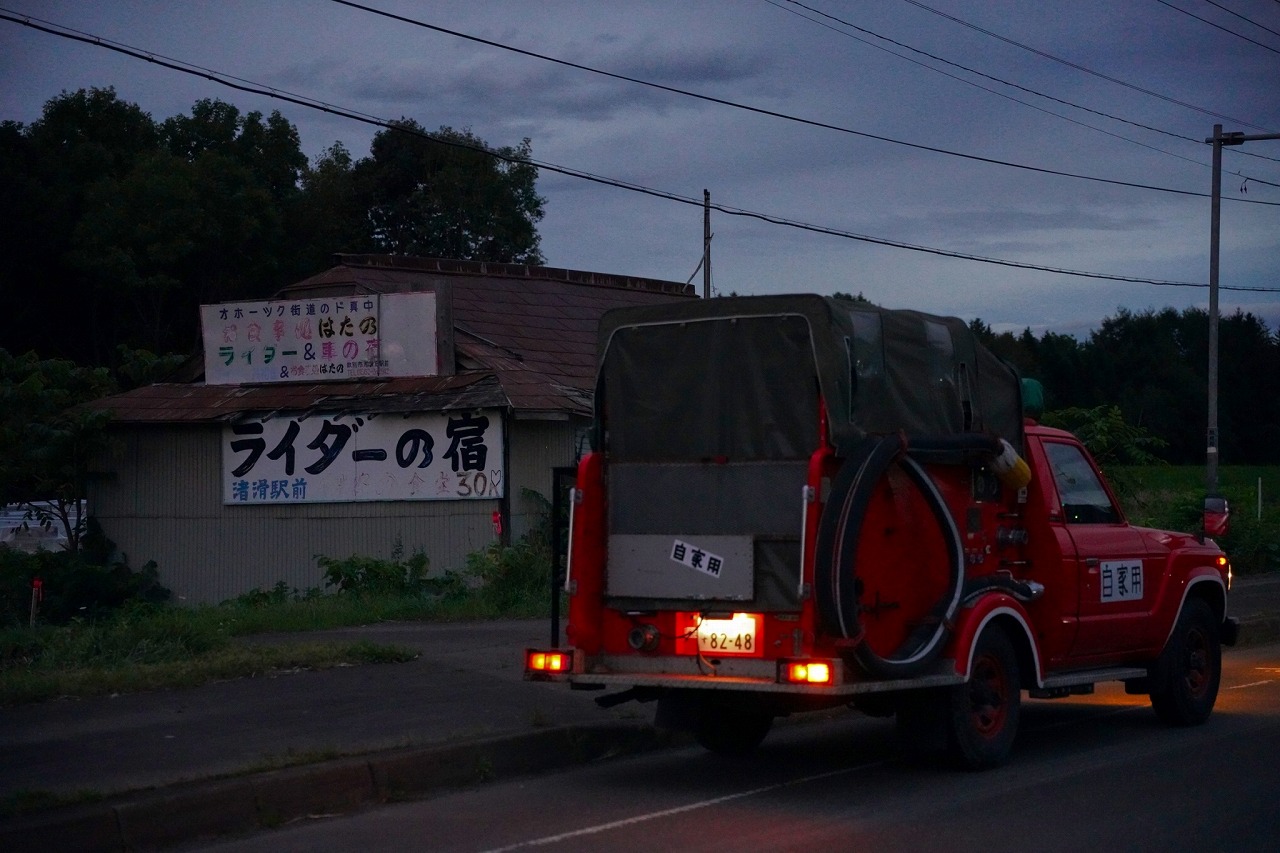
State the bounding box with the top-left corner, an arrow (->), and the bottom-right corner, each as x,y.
0,632 -> 417,706
200,586 -> 552,638
0,538 -> 557,706
1,788 -> 103,819
1110,464 -> 1280,574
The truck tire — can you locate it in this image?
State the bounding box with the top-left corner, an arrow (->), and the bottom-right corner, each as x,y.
947,626 -> 1020,770
1150,597 -> 1221,726
693,706 -> 773,756
814,434 -> 964,679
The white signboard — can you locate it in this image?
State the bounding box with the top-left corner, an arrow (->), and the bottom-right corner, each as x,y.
1100,560 -> 1144,603
222,410 -> 503,504
670,538 -> 725,579
201,292 -> 437,384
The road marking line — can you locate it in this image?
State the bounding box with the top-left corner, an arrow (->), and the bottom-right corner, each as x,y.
480,759 -> 888,852
1225,680 -> 1273,690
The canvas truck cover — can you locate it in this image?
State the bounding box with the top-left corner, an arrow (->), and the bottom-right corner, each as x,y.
594,295 -> 1023,460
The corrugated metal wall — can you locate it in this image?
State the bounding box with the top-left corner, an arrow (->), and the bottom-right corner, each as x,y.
88,416 -> 584,604
505,417 -> 587,540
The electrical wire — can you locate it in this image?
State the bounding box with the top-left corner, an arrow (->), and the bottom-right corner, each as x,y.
1153,0 -> 1280,55
2,9 -> 1278,294
324,0 -> 1280,204
1200,0 -> 1280,40
777,0 -> 1280,179
899,0 -> 1277,132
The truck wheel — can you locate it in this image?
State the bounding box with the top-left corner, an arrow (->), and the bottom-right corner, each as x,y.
1150,597 -> 1221,726
948,627 -> 1020,770
693,707 -> 773,756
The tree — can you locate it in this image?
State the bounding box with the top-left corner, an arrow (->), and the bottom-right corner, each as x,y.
0,88 -> 163,364
286,141 -> 376,276
0,349 -> 116,554
1213,309 -> 1280,464
357,121 -> 545,263
3,91 -> 552,369
0,91 -> 310,364
1042,404 -> 1167,468
162,99 -> 306,204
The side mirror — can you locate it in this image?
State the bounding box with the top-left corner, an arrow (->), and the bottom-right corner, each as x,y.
1203,495 -> 1230,538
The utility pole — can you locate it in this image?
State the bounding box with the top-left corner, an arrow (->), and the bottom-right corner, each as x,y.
1205,126 -> 1279,499
703,189 -> 712,299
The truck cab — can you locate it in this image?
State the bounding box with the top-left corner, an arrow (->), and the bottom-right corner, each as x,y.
527,295 -> 1234,768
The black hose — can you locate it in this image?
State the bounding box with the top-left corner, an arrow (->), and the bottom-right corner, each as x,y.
961,574 -> 1042,604
814,435 -> 903,640
902,433 -> 1002,463
814,434 -> 966,679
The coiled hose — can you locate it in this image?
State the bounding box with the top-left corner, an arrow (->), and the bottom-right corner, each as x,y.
814,433 -> 991,679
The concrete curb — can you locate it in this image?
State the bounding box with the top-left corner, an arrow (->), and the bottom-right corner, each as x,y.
0,723 -> 677,853
4,619 -> 1277,851
1237,613 -> 1280,648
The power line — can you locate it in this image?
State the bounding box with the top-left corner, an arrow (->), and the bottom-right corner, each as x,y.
325,0 -> 1280,205
1154,0 -> 1280,55
1202,0 -> 1280,40
778,0 -> 1280,176
774,0 -> 1201,162
705,201 -> 1280,291
899,0 -> 1277,132
2,10 -> 1277,294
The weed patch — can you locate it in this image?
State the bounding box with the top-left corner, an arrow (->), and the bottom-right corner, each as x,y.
0,631 -> 416,706
1117,465 -> 1280,573
0,521 -> 557,704
0,787 -> 102,819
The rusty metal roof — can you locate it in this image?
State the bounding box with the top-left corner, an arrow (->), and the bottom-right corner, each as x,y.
282,255 -> 695,391
90,256 -> 694,424
87,374 -> 506,424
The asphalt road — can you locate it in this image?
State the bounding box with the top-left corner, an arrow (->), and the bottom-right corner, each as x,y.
190,641 -> 1280,853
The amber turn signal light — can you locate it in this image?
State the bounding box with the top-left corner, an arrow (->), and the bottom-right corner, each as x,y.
779,660 -> 834,685
525,648 -> 572,675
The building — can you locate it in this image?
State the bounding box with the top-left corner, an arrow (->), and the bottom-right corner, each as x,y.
83,256 -> 694,603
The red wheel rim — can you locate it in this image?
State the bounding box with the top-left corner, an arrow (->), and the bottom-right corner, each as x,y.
969,652 -> 1009,738
1184,627 -> 1210,699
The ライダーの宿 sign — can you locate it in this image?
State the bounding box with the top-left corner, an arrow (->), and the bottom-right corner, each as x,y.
222,410 -> 503,504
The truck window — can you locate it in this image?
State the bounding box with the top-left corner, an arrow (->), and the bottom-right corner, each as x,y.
846,309 -> 885,380
1043,441 -> 1119,524
845,309 -> 884,419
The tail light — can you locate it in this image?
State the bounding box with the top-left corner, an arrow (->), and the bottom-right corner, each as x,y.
779,659 -> 836,686
525,648 -> 573,679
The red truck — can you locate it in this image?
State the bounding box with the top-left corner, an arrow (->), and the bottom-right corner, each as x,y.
526,295 -> 1237,769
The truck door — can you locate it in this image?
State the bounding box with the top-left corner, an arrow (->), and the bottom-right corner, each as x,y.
1041,440 -> 1159,659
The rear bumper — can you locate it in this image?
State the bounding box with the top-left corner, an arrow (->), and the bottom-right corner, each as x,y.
567,669 -> 965,697
560,653 -> 964,697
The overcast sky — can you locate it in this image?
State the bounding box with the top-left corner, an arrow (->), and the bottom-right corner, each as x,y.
3,0 -> 1278,337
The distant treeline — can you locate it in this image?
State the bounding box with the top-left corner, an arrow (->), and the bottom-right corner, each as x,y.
971,308 -> 1279,465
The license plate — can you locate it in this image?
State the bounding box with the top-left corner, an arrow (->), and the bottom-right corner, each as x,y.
696,613 -> 762,657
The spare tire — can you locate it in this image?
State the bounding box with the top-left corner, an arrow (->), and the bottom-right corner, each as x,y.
814,434 -> 965,679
